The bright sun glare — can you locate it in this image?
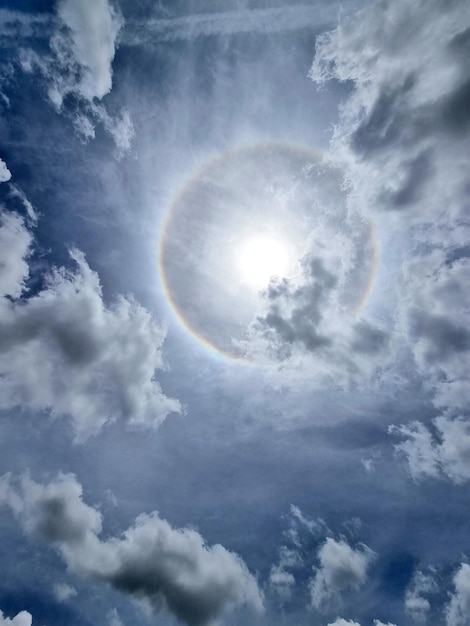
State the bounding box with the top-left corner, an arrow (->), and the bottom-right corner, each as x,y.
235,236 -> 290,290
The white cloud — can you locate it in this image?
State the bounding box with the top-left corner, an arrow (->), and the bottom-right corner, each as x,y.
269,546 -> 301,600
8,185 -> 37,223
446,563 -> 470,626
0,211 -> 181,440
0,473 -> 264,626
392,416 -> 470,484
16,1 -> 131,152
52,0 -> 122,104
53,582 -> 77,603
328,617 -> 396,626
309,537 -> 375,611
0,610 -> 32,626
0,158 -> 11,183
0,212 -> 32,300
405,570 -> 436,622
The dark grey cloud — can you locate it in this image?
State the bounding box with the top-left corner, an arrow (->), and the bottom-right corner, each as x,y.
0,210 -> 181,440
255,258 -> 336,358
0,473 -> 264,626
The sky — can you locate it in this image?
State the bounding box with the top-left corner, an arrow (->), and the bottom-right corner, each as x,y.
0,1 -> 469,626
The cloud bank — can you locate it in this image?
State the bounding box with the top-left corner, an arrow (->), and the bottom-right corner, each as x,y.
0,210 -> 180,440
310,0 -> 470,473
0,473 -> 264,626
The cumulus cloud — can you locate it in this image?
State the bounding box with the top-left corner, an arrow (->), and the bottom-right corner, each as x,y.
391,416 -> 470,484
0,158 -> 11,183
0,211 -> 180,440
309,537 -> 375,611
0,610 -> 32,626
446,563 -> 470,626
0,473 -> 263,626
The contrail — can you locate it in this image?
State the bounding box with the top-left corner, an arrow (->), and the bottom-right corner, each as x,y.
0,3 -> 365,49
121,5 -> 349,46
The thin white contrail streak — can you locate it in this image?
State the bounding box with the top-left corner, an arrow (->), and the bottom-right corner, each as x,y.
0,3 -> 365,47
122,5 -> 353,45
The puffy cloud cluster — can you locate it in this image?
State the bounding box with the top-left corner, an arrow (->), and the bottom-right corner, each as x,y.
0,210 -> 180,440
310,0 -> 470,472
0,473 -> 264,626
310,538 -> 375,611
0,611 -> 32,626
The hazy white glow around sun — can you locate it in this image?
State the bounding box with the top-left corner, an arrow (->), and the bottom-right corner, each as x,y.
235,236 -> 290,289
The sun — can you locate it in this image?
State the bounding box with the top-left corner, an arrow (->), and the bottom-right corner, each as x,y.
235,235 -> 290,290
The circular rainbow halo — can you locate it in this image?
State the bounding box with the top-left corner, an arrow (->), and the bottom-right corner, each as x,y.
159,144 -> 377,361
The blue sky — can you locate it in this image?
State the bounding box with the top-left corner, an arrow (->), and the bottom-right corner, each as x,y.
0,1 -> 469,626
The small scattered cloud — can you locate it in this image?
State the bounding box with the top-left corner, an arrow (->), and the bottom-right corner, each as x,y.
310,537 -> 375,611
107,608 -> 123,626
0,472 -> 264,626
0,158 -> 11,183
53,582 -> 77,603
0,210 -> 181,440
269,546 -> 301,601
405,569 -> 437,622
